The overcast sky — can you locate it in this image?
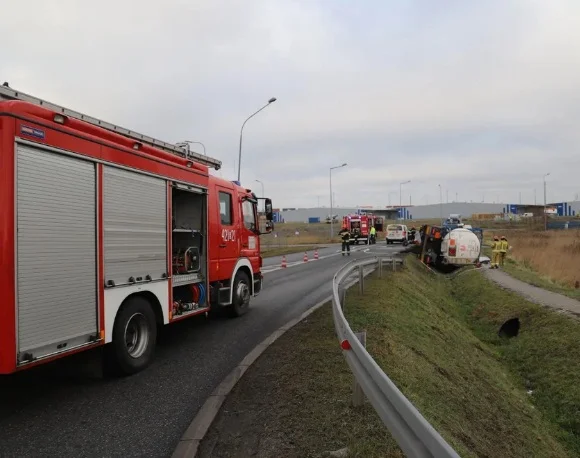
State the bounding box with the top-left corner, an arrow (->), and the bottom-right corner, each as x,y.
2,0 -> 580,208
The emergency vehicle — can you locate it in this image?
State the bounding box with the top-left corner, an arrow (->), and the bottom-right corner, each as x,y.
0,83 -> 274,376
342,214 -> 371,244
360,212 -> 384,232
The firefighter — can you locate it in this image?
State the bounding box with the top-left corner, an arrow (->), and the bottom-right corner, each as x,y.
339,225 -> 351,256
409,226 -> 417,243
490,235 -> 500,268
499,235 -> 509,266
369,225 -> 376,244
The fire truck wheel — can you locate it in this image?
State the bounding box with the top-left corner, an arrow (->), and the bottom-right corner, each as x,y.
108,296 -> 157,375
229,271 -> 251,317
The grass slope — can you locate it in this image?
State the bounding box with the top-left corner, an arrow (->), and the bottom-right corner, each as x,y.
344,258 -> 576,457
451,268 -> 580,455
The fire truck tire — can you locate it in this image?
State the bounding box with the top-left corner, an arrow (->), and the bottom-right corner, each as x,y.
229,271 -> 251,317
107,296 -> 157,375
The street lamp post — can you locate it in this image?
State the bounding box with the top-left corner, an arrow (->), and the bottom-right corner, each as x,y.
255,179 -> 264,198
330,163 -> 348,238
237,97 -> 277,183
400,180 -> 410,220
544,172 -> 550,231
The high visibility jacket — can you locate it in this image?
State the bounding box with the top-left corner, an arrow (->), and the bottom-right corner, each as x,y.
500,240 -> 509,252
491,241 -> 500,252
370,227 -> 376,235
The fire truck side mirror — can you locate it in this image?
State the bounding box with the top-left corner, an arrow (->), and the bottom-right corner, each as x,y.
264,198 -> 273,221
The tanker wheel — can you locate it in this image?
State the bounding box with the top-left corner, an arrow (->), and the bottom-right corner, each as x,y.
229,271 -> 251,318
106,296 -> 157,376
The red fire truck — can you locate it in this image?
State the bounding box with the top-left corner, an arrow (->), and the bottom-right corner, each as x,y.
364,213 -> 384,232
0,84 -> 274,376
342,214 -> 371,244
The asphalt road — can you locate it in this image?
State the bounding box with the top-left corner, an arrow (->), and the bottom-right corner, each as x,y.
0,242 -> 403,458
262,242 -> 375,269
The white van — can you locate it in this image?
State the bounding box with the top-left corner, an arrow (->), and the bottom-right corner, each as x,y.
386,224 -> 408,244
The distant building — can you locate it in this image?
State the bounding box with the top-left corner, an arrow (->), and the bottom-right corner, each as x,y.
278,201 -> 580,223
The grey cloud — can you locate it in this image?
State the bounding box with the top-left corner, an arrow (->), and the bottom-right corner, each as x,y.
2,0 -> 580,208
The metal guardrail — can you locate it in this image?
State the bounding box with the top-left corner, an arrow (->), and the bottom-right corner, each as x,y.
332,255 -> 461,458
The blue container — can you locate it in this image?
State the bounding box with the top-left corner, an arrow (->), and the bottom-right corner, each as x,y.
308,217 -> 321,223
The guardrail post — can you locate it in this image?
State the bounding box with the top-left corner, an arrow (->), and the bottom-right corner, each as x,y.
377,257 -> 383,278
392,258 -> 396,271
358,265 -> 364,295
340,286 -> 346,311
352,331 -> 367,407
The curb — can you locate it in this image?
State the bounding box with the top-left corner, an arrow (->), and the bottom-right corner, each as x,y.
171,271 -> 374,458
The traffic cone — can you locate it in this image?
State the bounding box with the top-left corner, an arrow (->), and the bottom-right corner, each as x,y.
303,252 -> 308,263
314,249 -> 319,260
281,255 -> 287,268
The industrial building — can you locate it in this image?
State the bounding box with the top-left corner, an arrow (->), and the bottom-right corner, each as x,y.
276,200 -> 580,223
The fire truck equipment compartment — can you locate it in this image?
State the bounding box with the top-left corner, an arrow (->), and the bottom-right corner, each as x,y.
103,166 -> 168,287
16,144 -> 98,362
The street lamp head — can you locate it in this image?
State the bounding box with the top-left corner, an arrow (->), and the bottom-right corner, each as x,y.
268,97 -> 277,104
341,163 -> 347,167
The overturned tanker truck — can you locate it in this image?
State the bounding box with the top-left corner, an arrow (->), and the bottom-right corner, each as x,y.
406,223 -> 485,272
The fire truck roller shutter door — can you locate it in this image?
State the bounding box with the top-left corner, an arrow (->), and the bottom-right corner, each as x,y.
102,165 -> 168,372
16,144 -> 98,363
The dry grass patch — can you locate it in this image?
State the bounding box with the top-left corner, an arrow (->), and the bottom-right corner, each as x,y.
483,229 -> 580,298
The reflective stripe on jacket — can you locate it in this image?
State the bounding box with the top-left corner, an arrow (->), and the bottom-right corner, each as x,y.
500,240 -> 509,252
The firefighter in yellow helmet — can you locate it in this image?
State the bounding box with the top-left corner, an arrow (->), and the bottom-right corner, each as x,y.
499,235 -> 509,267
490,236 -> 500,269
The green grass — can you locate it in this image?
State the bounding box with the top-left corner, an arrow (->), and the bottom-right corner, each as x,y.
199,301 -> 404,457
343,257 -> 578,457
450,268 -> 580,454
